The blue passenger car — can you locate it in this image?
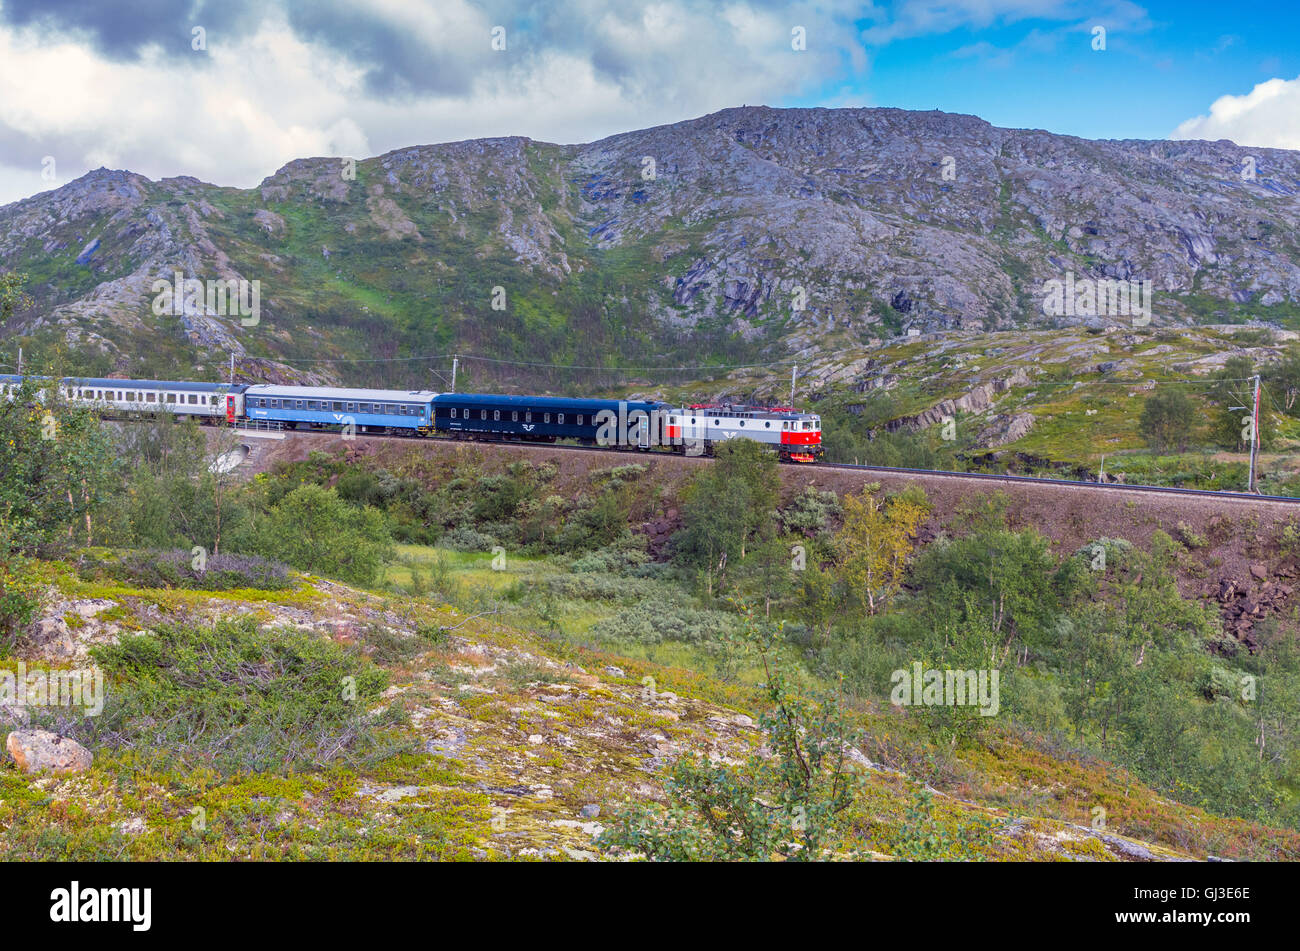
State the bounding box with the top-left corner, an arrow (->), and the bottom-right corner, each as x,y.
244,385 -> 438,433
433,392 -> 669,447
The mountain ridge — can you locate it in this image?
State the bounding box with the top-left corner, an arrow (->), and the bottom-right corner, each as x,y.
2,105 -> 1299,389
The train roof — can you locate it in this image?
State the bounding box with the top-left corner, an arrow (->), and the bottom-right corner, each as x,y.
1,374 -> 248,393
69,377 -> 250,393
439,392 -> 665,409
245,384 -> 438,401
670,403 -> 819,419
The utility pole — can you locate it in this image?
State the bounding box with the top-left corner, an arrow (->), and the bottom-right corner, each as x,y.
16,347 -> 21,374
451,355 -> 458,393
789,365 -> 797,408
1249,374 -> 1261,493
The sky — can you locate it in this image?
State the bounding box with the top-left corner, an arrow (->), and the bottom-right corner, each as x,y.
1,0 -> 1298,207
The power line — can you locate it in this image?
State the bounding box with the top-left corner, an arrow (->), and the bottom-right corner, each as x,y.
268,351 -> 800,373
1022,376 -> 1261,387
454,354 -> 797,372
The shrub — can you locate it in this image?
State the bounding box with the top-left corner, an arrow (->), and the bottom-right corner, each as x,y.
250,484 -> 393,584
570,540 -> 650,574
80,549 -> 294,591
780,486 -> 841,537
81,618 -> 406,773
1175,522 -> 1208,550
599,606 -> 857,860
0,547 -> 44,651
588,599 -> 739,644
471,474 -> 531,523
1138,388 -> 1195,453
537,572 -> 657,603
441,526 -> 498,552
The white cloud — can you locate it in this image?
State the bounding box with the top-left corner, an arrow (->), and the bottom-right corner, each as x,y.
1171,76 -> 1300,151
859,0 -> 1151,47
0,1 -> 866,206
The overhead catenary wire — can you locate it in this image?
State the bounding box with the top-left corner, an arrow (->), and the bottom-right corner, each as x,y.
266,351 -> 802,373
253,343 -> 1270,386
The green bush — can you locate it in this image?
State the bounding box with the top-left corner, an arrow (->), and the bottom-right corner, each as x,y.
79,549 -> 294,591
248,484 -> 393,585
588,599 -> 739,644
600,608 -> 857,860
570,539 -> 650,574
780,486 -> 841,537
0,546 -> 43,651
441,525 -> 498,552
81,618 -> 406,773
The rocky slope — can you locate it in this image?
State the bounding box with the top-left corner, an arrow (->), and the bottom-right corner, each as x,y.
2,106 -> 1299,386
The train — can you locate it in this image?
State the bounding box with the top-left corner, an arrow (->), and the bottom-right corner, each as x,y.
0,374 -> 823,462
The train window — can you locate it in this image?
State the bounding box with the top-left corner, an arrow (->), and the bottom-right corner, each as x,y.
512,411 -> 518,421
691,418 -> 697,425
332,402 -> 343,411
764,421 -> 770,428
450,408 -> 457,418
544,413 -> 551,424
480,410 -> 487,420
187,394 -> 197,404
713,419 -> 719,426
525,412 -> 532,423
577,414 -> 583,425
493,410 -> 500,421
558,413 -> 564,424
296,400 -> 305,409
738,420 -> 744,427
384,404 -> 394,414
347,403 -> 356,412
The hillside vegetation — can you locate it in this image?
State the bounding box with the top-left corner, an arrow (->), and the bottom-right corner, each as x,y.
3,391 -> 1300,860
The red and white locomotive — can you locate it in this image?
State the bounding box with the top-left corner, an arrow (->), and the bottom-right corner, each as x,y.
665,403 -> 822,463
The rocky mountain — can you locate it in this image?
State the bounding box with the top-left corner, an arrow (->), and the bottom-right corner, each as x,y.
2,105 -> 1299,387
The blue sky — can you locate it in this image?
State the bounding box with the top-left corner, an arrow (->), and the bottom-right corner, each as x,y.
802,0 -> 1300,141
1,0 -> 1298,206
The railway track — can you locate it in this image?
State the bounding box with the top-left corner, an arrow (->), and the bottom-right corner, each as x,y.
233,424 -> 1300,506
819,462 -> 1300,504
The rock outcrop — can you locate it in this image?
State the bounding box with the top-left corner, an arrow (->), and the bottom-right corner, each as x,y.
3,107 -> 1298,382
6,730 -> 94,775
